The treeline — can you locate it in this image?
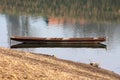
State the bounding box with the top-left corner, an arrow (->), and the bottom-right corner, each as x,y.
0,0 -> 120,23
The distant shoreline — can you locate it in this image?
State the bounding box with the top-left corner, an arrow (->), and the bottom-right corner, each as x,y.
0,0 -> 120,23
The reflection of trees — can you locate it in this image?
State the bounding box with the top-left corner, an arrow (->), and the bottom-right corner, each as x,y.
5,14 -> 116,39
105,24 -> 118,50
83,23 -> 106,37
62,21 -> 107,38
6,15 -> 21,36
21,16 -> 29,36
73,22 -> 84,37
6,14 -> 29,36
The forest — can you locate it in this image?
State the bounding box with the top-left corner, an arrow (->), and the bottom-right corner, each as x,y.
0,0 -> 120,23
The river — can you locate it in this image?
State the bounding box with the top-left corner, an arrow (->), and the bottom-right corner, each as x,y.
0,0 -> 120,74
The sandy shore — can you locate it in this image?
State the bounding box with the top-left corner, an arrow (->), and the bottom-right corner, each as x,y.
0,47 -> 120,80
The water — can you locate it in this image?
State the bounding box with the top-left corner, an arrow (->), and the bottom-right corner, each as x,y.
0,0 -> 120,74
0,14 -> 120,74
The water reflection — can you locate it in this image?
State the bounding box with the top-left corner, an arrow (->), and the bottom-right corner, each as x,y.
6,15 -> 29,36
0,14 -> 120,74
28,17 -> 107,38
0,15 -> 9,47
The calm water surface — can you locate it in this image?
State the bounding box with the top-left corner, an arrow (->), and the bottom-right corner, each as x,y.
0,14 -> 120,74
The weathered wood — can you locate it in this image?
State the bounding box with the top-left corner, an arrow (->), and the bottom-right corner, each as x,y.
10,36 -> 106,44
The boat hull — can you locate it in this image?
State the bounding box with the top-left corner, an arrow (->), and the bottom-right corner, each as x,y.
11,43 -> 106,48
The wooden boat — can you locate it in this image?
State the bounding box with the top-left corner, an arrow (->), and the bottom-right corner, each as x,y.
10,36 -> 106,44
10,43 -> 106,48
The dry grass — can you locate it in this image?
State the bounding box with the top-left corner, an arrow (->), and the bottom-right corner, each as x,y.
0,47 -> 120,80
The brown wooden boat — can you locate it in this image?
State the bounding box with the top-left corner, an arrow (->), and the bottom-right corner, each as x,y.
10,36 -> 106,44
11,43 -> 106,48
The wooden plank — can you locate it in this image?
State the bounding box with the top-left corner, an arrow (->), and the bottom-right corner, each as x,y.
10,36 -> 106,44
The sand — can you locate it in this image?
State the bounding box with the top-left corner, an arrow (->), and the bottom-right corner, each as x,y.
0,47 -> 120,80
